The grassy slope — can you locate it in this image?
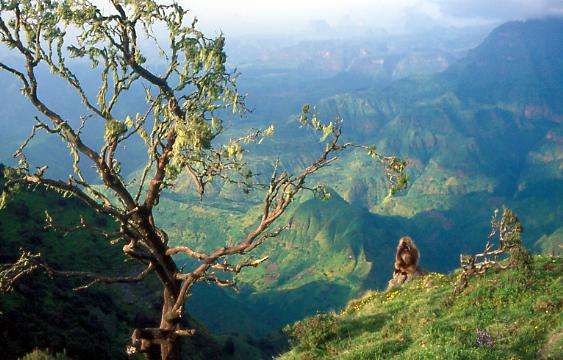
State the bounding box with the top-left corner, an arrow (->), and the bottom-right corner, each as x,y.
281,256 -> 562,359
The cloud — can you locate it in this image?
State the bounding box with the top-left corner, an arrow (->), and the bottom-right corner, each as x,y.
181,0 -> 418,35
434,0 -> 563,20
171,1 -> 563,36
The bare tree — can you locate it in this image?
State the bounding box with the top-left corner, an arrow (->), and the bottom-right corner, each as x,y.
0,1 -> 407,359
453,207 -> 532,295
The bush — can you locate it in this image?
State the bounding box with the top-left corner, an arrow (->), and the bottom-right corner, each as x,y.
19,349 -> 69,360
284,313 -> 338,351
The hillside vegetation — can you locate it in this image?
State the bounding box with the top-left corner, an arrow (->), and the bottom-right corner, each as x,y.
282,256 -> 562,359
115,18 -> 563,337
0,167 -> 142,359
0,16 -> 561,357
0,167 -> 264,360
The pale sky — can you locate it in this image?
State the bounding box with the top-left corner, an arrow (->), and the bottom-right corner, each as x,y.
180,0 -> 563,36
184,0 -> 422,34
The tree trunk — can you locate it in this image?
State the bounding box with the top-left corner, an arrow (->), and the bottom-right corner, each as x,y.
160,287 -> 181,360
159,336 -> 180,360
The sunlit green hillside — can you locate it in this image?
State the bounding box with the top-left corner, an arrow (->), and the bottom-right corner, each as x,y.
0,16 -> 561,359
149,18 -> 563,339
282,256 -> 562,359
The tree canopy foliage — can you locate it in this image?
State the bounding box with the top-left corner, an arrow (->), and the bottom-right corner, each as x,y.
0,1 -> 406,358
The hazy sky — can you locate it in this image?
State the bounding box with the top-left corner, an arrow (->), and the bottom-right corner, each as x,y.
180,0 -> 563,36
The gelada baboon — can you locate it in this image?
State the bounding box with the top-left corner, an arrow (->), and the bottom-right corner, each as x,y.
388,236 -> 421,288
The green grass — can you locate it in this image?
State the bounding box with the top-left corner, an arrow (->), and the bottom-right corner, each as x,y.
18,349 -> 69,360
281,256 -> 562,359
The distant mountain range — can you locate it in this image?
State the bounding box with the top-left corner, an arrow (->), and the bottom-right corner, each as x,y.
151,18 -> 563,338
0,17 -> 561,352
